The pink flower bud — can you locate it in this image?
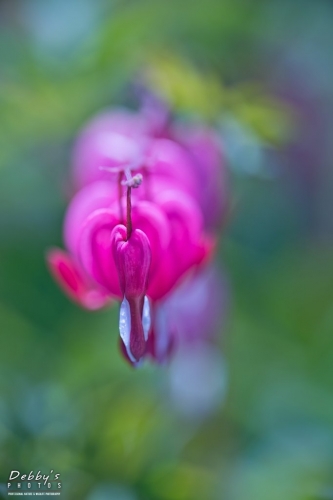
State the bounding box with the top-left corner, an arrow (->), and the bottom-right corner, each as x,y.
112,225 -> 152,361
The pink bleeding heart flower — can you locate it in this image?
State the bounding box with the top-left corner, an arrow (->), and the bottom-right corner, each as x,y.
77,199 -> 171,301
47,101 -> 228,366
111,224 -> 152,362
72,179 -> 211,303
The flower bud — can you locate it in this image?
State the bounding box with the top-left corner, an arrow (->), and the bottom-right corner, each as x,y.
112,224 -> 152,361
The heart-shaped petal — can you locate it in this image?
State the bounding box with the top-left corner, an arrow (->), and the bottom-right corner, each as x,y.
79,209 -> 122,298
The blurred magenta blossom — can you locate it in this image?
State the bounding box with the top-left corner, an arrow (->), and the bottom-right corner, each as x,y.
47,98 -> 228,365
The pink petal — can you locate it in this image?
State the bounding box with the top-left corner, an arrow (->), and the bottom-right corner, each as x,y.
173,124 -> 228,231
46,248 -> 110,310
72,108 -> 150,190
78,209 -> 122,298
131,200 -> 170,278
148,190 -> 211,299
146,138 -> 198,196
64,180 -> 117,255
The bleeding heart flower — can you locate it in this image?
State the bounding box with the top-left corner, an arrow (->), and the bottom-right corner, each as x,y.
47,98 -> 228,366
111,224 -> 151,362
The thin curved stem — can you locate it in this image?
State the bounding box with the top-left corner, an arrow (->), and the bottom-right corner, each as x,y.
126,187 -> 132,240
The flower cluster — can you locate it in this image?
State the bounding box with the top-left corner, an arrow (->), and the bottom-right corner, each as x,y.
47,102 -> 228,365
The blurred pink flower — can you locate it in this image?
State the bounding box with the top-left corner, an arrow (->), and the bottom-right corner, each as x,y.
47,101 -> 228,365
146,264 -> 229,364
172,124 -> 228,231
71,108 -> 150,191
71,108 -> 227,234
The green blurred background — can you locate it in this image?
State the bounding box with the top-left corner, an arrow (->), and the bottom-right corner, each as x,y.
1,0 -> 333,498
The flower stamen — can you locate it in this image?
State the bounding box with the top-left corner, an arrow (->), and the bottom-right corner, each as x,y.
122,172 -> 143,188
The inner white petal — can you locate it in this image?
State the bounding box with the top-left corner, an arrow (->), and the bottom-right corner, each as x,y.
142,295 -> 151,341
119,298 -> 135,363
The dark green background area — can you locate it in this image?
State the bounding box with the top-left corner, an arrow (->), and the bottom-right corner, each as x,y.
1,0 -> 333,498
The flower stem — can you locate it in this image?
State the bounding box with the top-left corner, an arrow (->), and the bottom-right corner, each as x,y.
126,187 -> 132,240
